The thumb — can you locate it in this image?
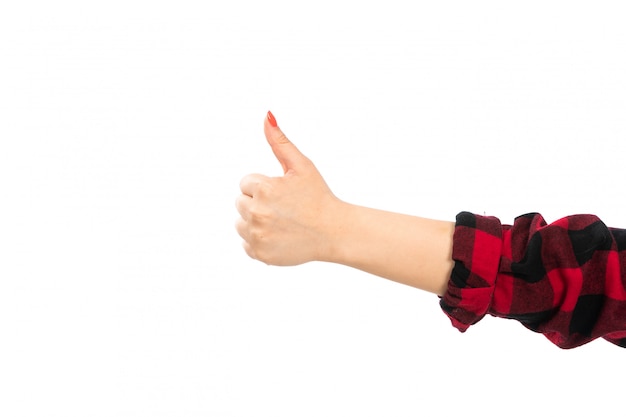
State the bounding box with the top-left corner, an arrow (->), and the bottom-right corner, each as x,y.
264,111 -> 308,174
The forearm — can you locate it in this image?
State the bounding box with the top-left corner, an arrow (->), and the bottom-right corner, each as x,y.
238,112 -> 455,296
320,201 -> 455,296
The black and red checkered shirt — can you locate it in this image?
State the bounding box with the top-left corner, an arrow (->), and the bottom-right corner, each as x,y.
440,212 -> 626,349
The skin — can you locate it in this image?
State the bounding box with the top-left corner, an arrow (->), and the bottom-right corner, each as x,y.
235,113 -> 455,297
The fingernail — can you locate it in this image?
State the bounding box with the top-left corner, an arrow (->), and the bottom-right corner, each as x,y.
267,111 -> 278,127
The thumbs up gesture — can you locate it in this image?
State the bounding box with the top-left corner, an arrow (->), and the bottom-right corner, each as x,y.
236,111 -> 454,295
235,111 -> 343,266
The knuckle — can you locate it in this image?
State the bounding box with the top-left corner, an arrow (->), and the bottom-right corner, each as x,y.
254,249 -> 273,265
239,175 -> 253,191
246,230 -> 277,265
249,227 -> 266,243
255,181 -> 273,198
248,205 -> 269,224
246,243 -> 271,265
274,132 -> 290,145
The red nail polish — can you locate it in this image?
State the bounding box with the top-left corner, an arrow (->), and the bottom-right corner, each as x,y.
267,111 -> 278,127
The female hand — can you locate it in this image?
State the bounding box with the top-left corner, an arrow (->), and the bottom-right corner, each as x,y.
235,112 -> 343,266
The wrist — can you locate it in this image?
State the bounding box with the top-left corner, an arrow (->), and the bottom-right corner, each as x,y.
314,199 -> 355,264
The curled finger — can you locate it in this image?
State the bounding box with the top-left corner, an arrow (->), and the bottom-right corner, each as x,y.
235,194 -> 253,220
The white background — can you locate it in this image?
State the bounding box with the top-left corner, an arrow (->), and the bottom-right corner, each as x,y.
1,1 -> 625,416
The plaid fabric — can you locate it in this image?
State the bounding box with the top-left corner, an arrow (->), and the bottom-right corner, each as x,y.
440,211 -> 626,349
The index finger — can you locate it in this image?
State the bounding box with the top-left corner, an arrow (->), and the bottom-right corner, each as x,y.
239,173 -> 269,197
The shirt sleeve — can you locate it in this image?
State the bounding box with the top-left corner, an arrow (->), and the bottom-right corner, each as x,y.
440,211 -> 626,349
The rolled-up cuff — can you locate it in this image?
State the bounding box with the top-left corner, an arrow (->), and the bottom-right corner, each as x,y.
440,212 -> 504,332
